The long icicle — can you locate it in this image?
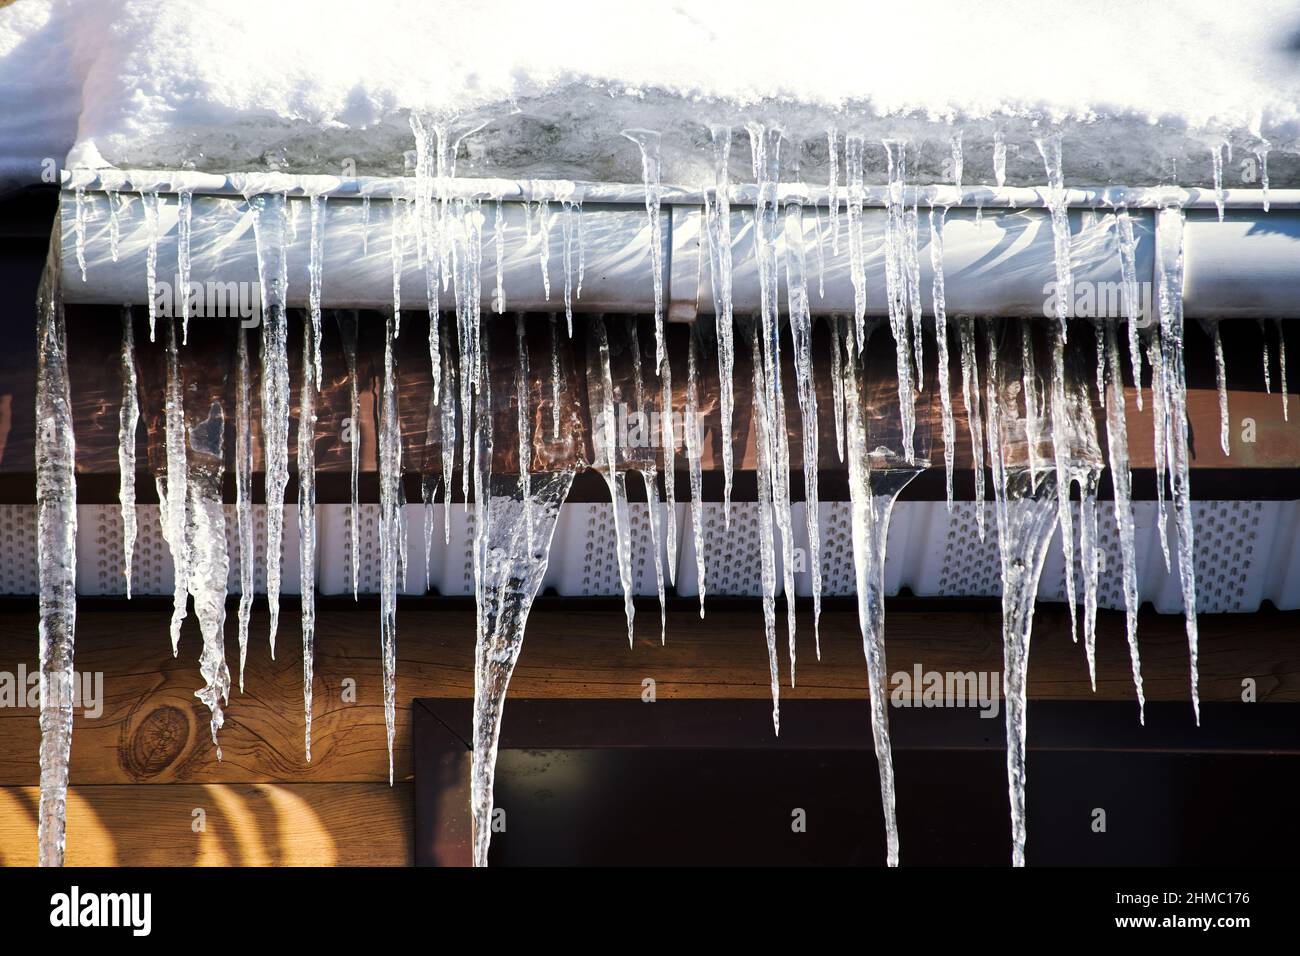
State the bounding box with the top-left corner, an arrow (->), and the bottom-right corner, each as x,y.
299,316 -> 318,760
118,308 -> 139,599
250,193 -> 291,658
706,126 -> 736,523
747,321 -> 782,735
378,310 -> 402,782
622,129 -> 666,372
592,315 -> 636,644
336,312 -> 361,599
160,318 -> 189,656
959,316 -> 987,541
930,206 -> 955,510
684,325 -> 707,620
36,225 -> 77,867
234,323 -> 254,690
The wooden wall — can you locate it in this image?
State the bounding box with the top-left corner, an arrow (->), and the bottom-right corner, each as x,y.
1,598 -> 1297,865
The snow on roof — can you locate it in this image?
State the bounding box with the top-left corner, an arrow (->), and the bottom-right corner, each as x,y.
4,0 -> 1300,191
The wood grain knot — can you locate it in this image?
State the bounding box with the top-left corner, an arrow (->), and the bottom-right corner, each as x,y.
123,704 -> 190,778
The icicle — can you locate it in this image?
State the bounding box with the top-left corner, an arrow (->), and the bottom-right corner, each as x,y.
1114,206 -> 1143,412
561,201 -> 576,334
906,199 -> 924,393
591,316 -> 637,645
704,125 -> 736,522
361,195 -> 371,255
470,470 -> 575,866
378,310 -> 403,783
622,129 -> 666,371
882,140 -> 917,463
1103,321 -> 1145,721
515,313 -> 531,535
829,314 -> 846,462
958,316 -> 987,541
118,308 -> 139,598
107,189 -> 122,263
812,202 -> 828,299
785,197 -> 822,655
749,123 -> 798,673
949,130 -> 964,191
536,199 -> 552,301
299,317 -> 318,761
73,186 -> 87,282
684,327 -> 707,620
842,317 -> 919,868
1155,205 -> 1200,724
36,226 -> 77,867
390,200 -> 405,338
308,194 -> 326,387
234,325 -> 254,688
250,193 -> 291,656
141,191 -> 161,341
1260,318 -> 1272,394
930,206 -> 955,509
336,313 -> 361,599
1035,132 -> 1072,340
984,322 -> 1062,868
747,323 -> 782,735
1147,328 -> 1172,572
975,199 -> 984,228
576,203 -> 587,303
827,127 -> 840,256
1276,318 -> 1289,421
1047,322 -> 1079,644
177,189 -> 193,343
845,134 -> 867,344
1203,318 -> 1231,454
494,198 -> 507,314
660,331 -> 677,585
993,130 -> 1007,188
440,315 -> 457,545
549,313 -> 561,439
1093,319 -> 1107,409
1211,143 -> 1226,222
639,469 -> 667,644
160,319 -> 190,656
187,392 -> 231,759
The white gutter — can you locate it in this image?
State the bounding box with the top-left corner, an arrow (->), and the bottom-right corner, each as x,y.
58,171 -> 1300,320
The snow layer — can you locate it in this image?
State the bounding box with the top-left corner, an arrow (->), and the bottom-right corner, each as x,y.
4,0 -> 1300,188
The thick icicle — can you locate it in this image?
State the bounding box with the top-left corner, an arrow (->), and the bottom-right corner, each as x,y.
308,194 -> 327,387
1114,205 -> 1145,411
470,470 -> 575,866
1035,132 -> 1072,340
704,125 -> 736,521
882,140 -> 917,463
785,197 -> 822,654
629,319 -> 667,643
842,318 -> 920,869
984,323 -> 1061,868
36,227 -> 77,867
930,206 -> 955,508
958,316 -> 987,541
299,318 -> 318,760
845,134 -> 867,343
622,129 -> 666,371
747,323 -> 782,735
1047,323 -> 1080,644
177,190 -> 193,343
186,392 -> 231,758
159,319 -> 190,655
536,199 -> 552,302
561,201 -> 577,334
684,327 -> 707,620
250,193 -> 291,657
1103,321 -> 1146,720
750,123 -> 798,674
591,316 -> 637,644
141,190 -> 161,341
234,325 -> 254,688
1155,206 -> 1200,723
118,308 -> 139,598
378,311 -> 402,783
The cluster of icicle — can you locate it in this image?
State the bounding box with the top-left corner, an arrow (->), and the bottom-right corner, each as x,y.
36,122 -> 1222,869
